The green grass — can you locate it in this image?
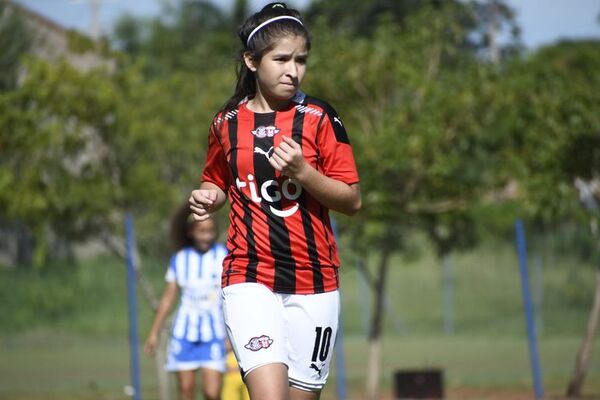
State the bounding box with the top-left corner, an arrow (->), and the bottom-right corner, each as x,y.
0,238 -> 599,398
338,336 -> 600,391
339,240 -> 595,337
1,331 -> 599,399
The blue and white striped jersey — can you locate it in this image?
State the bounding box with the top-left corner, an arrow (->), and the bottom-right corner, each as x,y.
166,244 -> 227,343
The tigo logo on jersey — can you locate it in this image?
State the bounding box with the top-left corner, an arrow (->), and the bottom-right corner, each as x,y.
244,335 -> 274,351
236,174 -> 302,218
251,125 -> 280,138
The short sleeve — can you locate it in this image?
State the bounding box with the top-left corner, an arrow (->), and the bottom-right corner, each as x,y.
216,243 -> 227,266
201,124 -> 231,191
165,254 -> 177,282
317,107 -> 360,185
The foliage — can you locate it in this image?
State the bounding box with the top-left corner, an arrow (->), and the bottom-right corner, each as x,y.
0,55 -> 232,264
0,239 -> 596,336
65,29 -> 111,56
497,40 -> 600,222
111,0 -> 239,78
1,0 -> 599,268
306,5 -> 515,255
0,4 -> 32,91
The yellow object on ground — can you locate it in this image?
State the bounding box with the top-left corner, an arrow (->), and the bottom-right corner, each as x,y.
222,350 -> 250,400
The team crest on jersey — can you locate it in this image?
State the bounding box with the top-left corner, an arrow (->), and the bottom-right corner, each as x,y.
251,125 -> 280,138
244,335 -> 274,351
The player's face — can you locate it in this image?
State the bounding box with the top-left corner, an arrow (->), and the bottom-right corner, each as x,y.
189,219 -> 217,252
247,34 -> 308,104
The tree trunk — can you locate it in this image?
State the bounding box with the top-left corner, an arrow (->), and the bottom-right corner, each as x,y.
366,338 -> 382,400
366,248 -> 392,400
442,253 -> 454,335
566,267 -> 600,397
488,0 -> 499,64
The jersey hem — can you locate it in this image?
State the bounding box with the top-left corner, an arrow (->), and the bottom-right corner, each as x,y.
222,280 -> 340,295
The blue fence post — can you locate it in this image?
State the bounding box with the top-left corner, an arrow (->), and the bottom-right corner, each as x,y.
125,213 -> 141,400
515,219 -> 544,399
331,217 -> 347,400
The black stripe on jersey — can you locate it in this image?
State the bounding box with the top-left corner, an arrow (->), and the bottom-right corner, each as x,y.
224,116 -> 237,285
292,109 -> 324,293
320,206 -> 334,262
306,96 -> 350,144
253,113 -> 296,292
242,197 -> 259,283
227,114 -> 258,283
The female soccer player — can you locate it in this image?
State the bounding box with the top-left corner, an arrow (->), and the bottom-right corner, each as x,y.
189,3 -> 361,399
144,205 -> 227,400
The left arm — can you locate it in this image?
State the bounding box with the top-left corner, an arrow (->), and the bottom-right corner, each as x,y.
269,135 -> 361,215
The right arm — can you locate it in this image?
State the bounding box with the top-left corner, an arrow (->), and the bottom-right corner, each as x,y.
188,182 -> 227,221
189,121 -> 230,221
144,281 -> 179,357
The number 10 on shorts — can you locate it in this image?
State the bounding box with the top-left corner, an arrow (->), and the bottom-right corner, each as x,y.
311,326 -> 333,363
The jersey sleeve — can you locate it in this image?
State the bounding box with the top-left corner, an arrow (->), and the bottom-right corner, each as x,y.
217,243 -> 227,268
165,254 -> 177,283
317,107 -> 360,185
201,123 -> 231,191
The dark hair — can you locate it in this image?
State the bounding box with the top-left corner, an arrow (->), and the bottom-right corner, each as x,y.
169,202 -> 217,252
222,2 -> 311,112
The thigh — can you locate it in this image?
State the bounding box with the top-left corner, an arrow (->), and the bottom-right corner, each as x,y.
285,290 -> 340,392
244,362 -> 289,400
176,370 -> 196,392
222,283 -> 288,376
200,367 -> 223,400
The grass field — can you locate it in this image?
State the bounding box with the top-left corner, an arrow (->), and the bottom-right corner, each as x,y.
1,238 -> 599,399
1,331 -> 599,399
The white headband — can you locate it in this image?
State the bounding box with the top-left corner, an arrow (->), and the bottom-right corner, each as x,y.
246,16 -> 304,47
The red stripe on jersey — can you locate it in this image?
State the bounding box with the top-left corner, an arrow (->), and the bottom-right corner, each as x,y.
274,110 -> 314,292
233,113 -> 277,289
202,94 -> 359,294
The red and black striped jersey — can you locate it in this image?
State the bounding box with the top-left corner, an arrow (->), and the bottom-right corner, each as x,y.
202,91 -> 359,294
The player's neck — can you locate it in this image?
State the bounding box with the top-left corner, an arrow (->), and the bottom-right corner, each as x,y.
247,91 -> 293,113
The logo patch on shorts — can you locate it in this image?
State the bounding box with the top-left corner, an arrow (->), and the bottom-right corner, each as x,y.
310,362 -> 325,377
244,335 -> 274,351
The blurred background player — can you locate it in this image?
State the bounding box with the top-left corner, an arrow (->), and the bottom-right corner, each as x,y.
144,204 -> 227,400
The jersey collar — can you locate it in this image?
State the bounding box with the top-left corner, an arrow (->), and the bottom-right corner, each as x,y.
240,90 -> 306,107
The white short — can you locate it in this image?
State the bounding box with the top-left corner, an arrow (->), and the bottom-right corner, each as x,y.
222,283 -> 340,392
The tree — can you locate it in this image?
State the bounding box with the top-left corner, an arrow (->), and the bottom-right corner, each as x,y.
305,4 -> 518,396
0,54 -> 232,266
496,40 -> 600,397
112,0 -> 235,78
0,4 -> 32,90
304,0 -> 444,35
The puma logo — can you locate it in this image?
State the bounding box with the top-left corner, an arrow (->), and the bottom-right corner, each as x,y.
333,117 -> 343,126
254,146 -> 274,161
310,363 -> 323,377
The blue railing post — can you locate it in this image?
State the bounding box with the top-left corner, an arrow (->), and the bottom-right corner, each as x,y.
125,213 -> 141,400
515,219 -> 544,399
